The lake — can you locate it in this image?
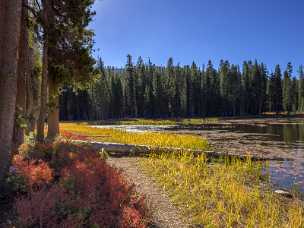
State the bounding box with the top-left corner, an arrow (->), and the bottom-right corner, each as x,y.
93,118 -> 304,192
225,121 -> 304,192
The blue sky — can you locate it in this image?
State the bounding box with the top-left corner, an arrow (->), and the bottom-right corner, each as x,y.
91,0 -> 303,72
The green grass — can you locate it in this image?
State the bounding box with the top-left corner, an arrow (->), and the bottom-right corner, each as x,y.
60,123 -> 209,150
140,152 -> 304,227
87,118 -> 219,126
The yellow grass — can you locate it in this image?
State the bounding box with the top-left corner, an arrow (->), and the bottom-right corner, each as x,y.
60,123 -> 209,150
140,152 -> 304,227
87,118 -> 219,126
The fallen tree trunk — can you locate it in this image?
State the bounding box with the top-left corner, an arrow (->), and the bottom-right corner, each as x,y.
72,140 -> 288,161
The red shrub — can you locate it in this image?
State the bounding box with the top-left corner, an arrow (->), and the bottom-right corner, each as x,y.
15,185 -> 66,227
14,143 -> 148,227
121,206 -> 146,228
12,155 -> 53,189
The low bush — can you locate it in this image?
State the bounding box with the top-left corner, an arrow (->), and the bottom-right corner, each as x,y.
12,155 -> 53,189
9,141 -> 148,227
18,143 -> 54,161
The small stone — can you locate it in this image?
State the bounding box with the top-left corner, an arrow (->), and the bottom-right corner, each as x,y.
274,189 -> 293,198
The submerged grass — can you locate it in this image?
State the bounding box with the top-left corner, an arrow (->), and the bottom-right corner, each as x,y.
60,123 -> 209,150
140,152 -> 304,227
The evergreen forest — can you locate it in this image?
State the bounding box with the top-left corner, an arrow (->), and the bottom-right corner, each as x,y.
60,56 -> 304,120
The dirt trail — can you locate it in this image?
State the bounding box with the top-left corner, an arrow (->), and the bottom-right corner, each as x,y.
107,157 -> 190,228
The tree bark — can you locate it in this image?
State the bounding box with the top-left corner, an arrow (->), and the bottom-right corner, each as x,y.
0,1 -> 4,69
25,47 -> 36,133
47,78 -> 60,141
13,0 -> 30,151
36,39 -> 48,143
36,0 -> 50,143
0,0 -> 23,182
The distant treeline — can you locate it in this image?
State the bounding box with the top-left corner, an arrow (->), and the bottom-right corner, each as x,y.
60,55 -> 304,120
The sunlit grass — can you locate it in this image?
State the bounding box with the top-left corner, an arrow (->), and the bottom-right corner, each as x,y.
140,152 -> 304,227
84,118 -> 219,126
60,123 -> 209,150
116,118 -> 219,126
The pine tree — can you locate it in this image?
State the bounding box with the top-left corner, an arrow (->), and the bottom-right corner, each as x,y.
154,67 -> 168,117
200,65 -> 207,116
268,73 -> 275,112
136,56 -> 146,117
219,60 -> 230,115
260,63 -> 268,113
173,65 -> 182,117
298,66 -> 304,112
92,59 -> 111,120
143,82 -> 154,117
36,0 -> 52,142
29,0 -> 96,141
166,58 -> 175,117
228,64 -> 242,115
271,65 -> 283,113
291,77 -> 298,112
0,0 -> 23,182
250,61 -> 267,114
283,63 -> 293,114
110,76 -> 123,118
191,62 -> 201,116
142,58 -> 155,117
186,64 -> 194,116
241,61 -> 251,114
13,0 -> 34,149
205,60 -> 220,116
125,54 -> 138,117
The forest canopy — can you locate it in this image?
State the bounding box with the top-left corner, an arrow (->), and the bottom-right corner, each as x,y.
60,56 -> 304,120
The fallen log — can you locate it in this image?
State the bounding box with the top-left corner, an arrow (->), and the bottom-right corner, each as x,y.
72,140 -> 290,161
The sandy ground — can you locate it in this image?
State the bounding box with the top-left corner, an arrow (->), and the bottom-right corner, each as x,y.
107,157 -> 190,228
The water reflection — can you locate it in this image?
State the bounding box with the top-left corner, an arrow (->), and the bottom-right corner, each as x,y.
230,123 -> 304,145
226,123 -> 304,192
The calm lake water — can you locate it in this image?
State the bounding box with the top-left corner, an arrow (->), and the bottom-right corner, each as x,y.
94,120 -> 304,192
174,121 -> 304,192
228,122 -> 304,192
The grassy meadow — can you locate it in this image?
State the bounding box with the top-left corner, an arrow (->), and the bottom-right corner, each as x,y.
60,121 -> 304,227
140,152 -> 304,227
60,122 -> 209,150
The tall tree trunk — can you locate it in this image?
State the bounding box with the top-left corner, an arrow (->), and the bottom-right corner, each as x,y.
25,47 -> 36,133
36,0 -> 49,143
47,78 -> 60,141
0,0 -> 23,183
36,39 -> 48,143
13,0 -> 30,151
0,1 -> 4,68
